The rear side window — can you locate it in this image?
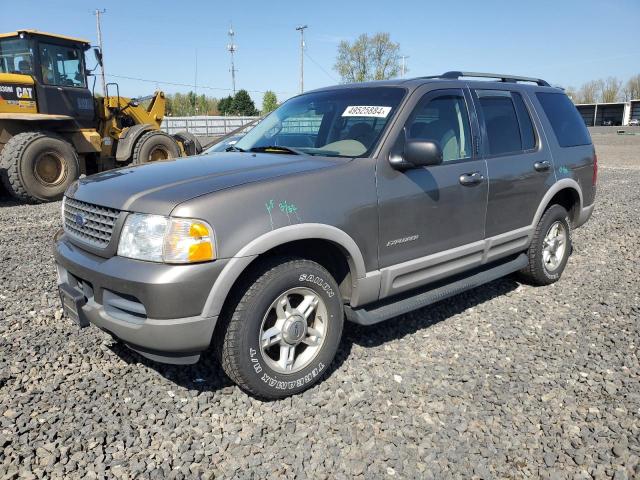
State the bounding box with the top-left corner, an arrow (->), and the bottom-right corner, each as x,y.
476,91 -> 523,156
536,92 -> 591,147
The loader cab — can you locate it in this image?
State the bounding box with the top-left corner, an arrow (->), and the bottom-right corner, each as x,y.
0,30 -> 95,124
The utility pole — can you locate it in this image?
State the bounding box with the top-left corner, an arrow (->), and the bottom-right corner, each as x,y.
296,25 -> 307,94
93,9 -> 107,96
227,24 -> 237,95
194,49 -> 198,115
400,55 -> 409,78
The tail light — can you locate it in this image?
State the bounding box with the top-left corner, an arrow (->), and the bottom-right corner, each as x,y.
592,151 -> 598,186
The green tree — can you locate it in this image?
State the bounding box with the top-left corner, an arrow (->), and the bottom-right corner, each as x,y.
334,33 -> 400,83
232,89 -> 258,116
262,90 -> 278,113
217,95 -> 234,115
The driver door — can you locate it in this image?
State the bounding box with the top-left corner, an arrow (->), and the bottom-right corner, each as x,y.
376,88 -> 488,297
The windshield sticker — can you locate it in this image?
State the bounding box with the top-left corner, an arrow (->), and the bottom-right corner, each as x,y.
342,106 -> 392,118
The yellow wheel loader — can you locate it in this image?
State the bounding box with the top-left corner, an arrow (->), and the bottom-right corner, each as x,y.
0,30 -> 201,202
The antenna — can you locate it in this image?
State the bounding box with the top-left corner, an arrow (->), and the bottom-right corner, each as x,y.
227,24 -> 237,95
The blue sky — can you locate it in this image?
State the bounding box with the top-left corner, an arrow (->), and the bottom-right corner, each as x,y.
2,0 -> 639,104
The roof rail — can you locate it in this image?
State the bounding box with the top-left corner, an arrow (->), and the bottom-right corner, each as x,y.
424,71 -> 550,87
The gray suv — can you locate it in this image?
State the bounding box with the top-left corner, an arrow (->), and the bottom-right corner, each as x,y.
55,71 -> 596,399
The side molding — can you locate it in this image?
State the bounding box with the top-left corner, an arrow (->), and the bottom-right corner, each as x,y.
201,223 -> 367,318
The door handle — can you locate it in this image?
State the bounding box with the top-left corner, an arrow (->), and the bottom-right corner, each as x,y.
459,171 -> 485,186
534,161 -> 551,172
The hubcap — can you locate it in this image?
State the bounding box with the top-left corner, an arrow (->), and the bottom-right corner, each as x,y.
148,146 -> 169,162
259,287 -> 328,374
542,221 -> 567,272
34,151 -> 66,186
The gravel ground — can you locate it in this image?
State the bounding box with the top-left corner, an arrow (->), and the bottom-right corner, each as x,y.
1,134 -> 639,479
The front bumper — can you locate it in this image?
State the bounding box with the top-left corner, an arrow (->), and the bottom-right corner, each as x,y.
54,231 -> 228,364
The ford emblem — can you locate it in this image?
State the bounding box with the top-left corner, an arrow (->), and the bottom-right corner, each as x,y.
74,213 -> 87,227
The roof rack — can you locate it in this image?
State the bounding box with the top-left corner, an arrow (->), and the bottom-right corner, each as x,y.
423,71 -> 550,87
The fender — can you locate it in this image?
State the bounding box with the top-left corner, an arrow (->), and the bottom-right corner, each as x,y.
201,223 -> 367,318
115,124 -> 154,162
532,178 -> 583,228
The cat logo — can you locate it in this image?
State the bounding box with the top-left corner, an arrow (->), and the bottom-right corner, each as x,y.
15,87 -> 33,99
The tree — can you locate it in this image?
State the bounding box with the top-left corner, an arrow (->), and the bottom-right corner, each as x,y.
232,89 -> 258,116
334,32 -> 400,83
262,90 -> 278,114
217,95 -> 234,115
564,86 -> 579,103
624,74 -> 640,100
578,80 -> 601,104
599,77 -> 622,103
166,92 -> 218,116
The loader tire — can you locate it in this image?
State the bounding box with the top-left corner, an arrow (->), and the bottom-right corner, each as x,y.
0,131 -> 79,203
132,131 -> 181,164
173,131 -> 202,156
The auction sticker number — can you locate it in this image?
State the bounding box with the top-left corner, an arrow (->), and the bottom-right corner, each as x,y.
342,105 -> 391,118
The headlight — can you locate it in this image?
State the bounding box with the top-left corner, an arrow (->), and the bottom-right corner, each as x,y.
117,213 -> 215,263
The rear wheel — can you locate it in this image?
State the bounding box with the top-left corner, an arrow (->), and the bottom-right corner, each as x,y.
173,131 -> 202,156
131,131 -> 181,164
216,258 -> 344,399
519,204 -> 572,286
0,131 -> 79,203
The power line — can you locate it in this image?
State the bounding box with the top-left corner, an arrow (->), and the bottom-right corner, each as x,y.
304,51 -> 338,83
104,73 -> 296,96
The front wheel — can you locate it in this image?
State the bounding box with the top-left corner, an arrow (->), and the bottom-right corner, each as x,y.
1,131 -> 79,203
519,204 -> 572,286
216,258 -> 344,399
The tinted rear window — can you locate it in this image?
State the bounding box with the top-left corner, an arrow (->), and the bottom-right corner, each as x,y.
477,92 -> 522,155
536,92 -> 591,147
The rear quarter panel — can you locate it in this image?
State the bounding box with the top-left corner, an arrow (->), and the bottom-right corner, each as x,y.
528,89 -> 596,208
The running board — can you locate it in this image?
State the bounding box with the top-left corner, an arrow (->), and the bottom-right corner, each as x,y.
345,253 -> 528,326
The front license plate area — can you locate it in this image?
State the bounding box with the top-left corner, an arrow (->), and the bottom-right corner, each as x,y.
58,283 -> 89,328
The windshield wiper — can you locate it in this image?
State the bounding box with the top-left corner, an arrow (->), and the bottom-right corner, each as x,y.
249,145 -> 302,155
225,145 -> 245,152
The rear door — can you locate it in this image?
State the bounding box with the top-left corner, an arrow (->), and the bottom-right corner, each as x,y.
472,88 -> 555,238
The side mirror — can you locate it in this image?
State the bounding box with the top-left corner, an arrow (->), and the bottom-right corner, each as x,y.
93,48 -> 103,67
390,139 -> 443,170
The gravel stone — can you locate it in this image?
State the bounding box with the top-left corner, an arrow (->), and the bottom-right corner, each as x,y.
0,132 -> 639,478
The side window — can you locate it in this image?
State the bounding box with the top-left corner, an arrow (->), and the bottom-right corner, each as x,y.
476,90 -> 523,156
406,92 -> 472,162
536,92 -> 591,147
512,92 -> 536,150
38,43 -> 85,87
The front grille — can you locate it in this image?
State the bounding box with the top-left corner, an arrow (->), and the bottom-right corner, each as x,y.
63,197 -> 120,248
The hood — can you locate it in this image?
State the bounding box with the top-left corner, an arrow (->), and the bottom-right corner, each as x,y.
68,152 -> 343,214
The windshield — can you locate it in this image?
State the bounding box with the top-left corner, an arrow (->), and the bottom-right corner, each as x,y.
0,38 -> 33,75
234,87 -> 406,157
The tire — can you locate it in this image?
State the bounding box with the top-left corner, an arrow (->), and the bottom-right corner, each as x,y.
216,257 -> 344,399
172,131 -> 202,156
131,130 -> 181,164
519,204 -> 572,286
0,131 -> 79,203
